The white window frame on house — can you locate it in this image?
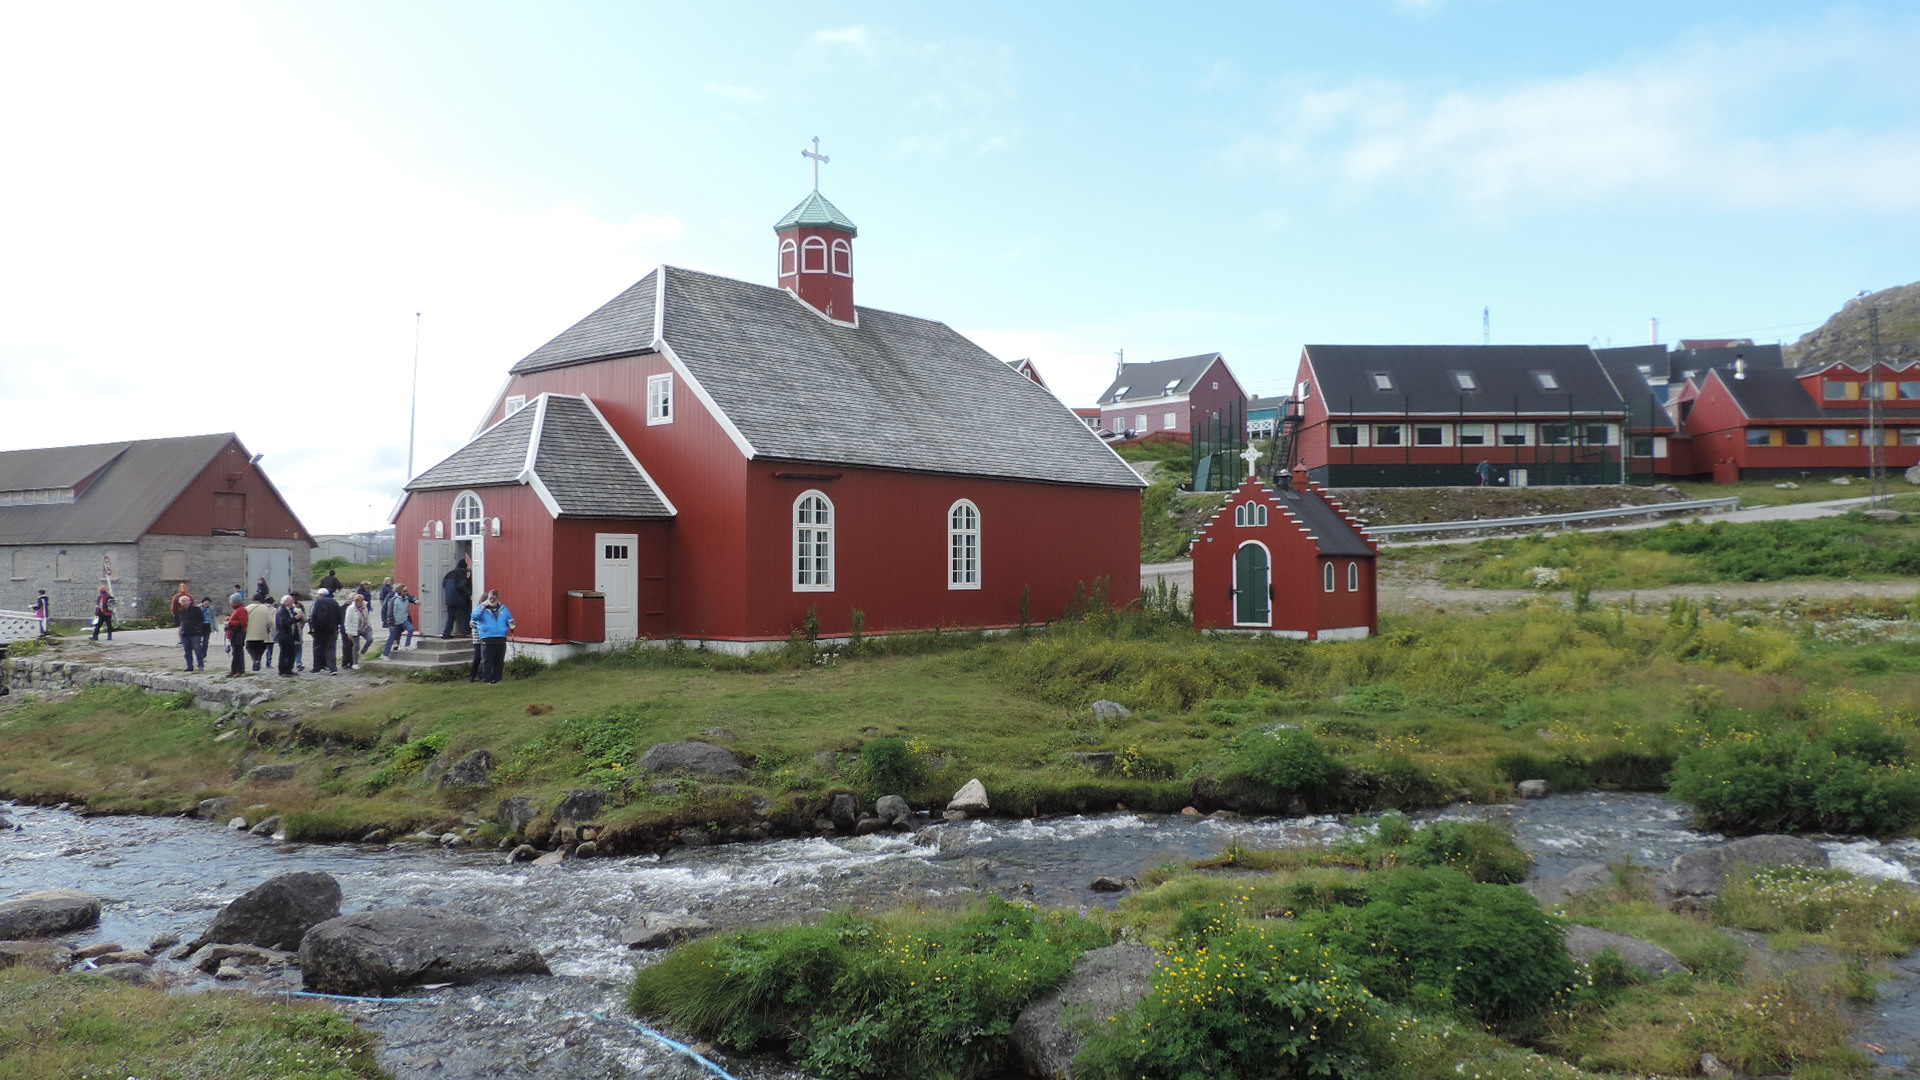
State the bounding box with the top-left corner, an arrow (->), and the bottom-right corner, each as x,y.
1539,424 -> 1571,446
1458,423 -> 1488,446
452,491 -> 485,539
778,239 -> 798,276
801,236 -> 828,273
830,238 -> 852,277
504,395 -> 527,417
947,499 -> 981,590
1823,428 -> 1856,447
1497,423 -> 1533,446
1370,372 -> 1393,391
1163,412 -> 1177,430
1347,562 -> 1359,592
793,490 -> 834,592
647,374 -> 673,425
1234,501 -> 1269,528
1323,562 -> 1336,593
1297,380 -> 1311,402
1373,424 -> 1404,446
1164,379 -> 1181,394
1451,371 -> 1477,391
1333,425 -> 1367,447
1414,425 -> 1448,447
1111,385 -> 1130,400
1533,371 -> 1561,391
1134,413 -> 1147,432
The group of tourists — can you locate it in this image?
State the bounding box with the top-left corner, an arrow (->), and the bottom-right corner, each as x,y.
38,559 -> 515,685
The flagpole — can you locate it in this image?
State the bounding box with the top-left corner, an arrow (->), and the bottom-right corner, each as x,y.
407,312 -> 421,481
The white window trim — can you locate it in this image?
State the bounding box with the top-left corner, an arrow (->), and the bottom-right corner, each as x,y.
1332,424 -> 1369,448
793,490 -> 835,592
503,394 -> 527,416
1323,562 -> 1336,593
801,236 -> 828,273
647,373 -> 673,425
1163,412 -> 1177,430
947,499 -> 981,590
1233,541 -> 1273,628
830,238 -> 852,277
1347,562 -> 1359,592
452,491 -> 485,540
778,238 -> 797,277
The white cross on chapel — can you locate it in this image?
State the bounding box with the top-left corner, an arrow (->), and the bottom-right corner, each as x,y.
801,136 -> 830,190
1241,443 -> 1263,480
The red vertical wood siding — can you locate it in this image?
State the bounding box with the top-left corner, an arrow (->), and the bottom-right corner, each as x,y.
146,437 -> 309,541
1192,478 -> 1376,638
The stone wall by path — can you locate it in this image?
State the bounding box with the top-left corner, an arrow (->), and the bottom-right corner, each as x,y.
5,656 -> 273,712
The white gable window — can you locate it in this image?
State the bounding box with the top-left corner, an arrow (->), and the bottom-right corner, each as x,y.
452,492 -> 485,539
947,500 -> 981,589
1234,502 -> 1268,528
794,491 -> 834,591
830,238 -> 852,277
1297,379 -> 1311,402
504,395 -> 527,416
778,239 -> 798,277
801,236 -> 828,273
647,374 -> 673,425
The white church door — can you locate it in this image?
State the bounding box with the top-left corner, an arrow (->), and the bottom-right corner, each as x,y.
595,533 -> 639,644
418,540 -> 456,636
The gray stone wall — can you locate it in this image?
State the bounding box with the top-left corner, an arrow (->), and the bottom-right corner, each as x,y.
0,537 -> 310,622
4,655 -> 273,711
0,543 -> 138,621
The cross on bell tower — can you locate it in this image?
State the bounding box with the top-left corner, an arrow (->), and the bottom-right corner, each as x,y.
774,137 -> 859,325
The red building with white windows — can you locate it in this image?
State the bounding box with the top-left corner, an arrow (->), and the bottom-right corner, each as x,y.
393,187 -> 1144,652
1679,360 -> 1920,481
1092,353 -> 1247,441
1190,469 -> 1377,639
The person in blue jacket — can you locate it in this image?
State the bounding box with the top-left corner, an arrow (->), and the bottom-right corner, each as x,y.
471,590 -> 515,684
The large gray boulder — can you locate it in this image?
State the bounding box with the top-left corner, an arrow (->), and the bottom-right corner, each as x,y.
1564,926 -> 1689,976
1523,863 -> 1616,908
948,778 -> 990,814
438,749 -> 494,789
190,871 -> 342,952
299,907 -> 549,997
875,795 -> 912,826
0,890 -> 101,939
0,940 -> 75,972
1665,835 -> 1827,909
553,788 -> 606,823
621,912 -> 715,950
639,741 -> 749,781
496,795 -> 539,836
1013,943 -> 1164,1080
829,793 -> 859,832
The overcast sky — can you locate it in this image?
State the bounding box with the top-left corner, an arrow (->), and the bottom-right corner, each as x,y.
3,1 -> 1917,534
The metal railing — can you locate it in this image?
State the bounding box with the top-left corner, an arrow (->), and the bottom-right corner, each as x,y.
1363,497 -> 1742,538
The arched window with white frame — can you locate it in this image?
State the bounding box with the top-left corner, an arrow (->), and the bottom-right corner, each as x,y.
1347,562 -> 1359,592
831,238 -> 852,277
947,499 -> 981,589
452,492 -> 485,539
778,239 -> 797,277
801,236 -> 827,273
793,490 -> 834,591
1323,562 -> 1336,593
1233,501 -> 1268,528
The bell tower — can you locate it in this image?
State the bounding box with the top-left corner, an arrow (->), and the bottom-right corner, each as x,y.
775,137 -> 857,325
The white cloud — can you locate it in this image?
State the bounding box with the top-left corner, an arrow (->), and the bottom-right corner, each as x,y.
805,26 -> 1020,155
700,81 -> 764,105
1226,15 -> 1920,219
809,26 -> 874,52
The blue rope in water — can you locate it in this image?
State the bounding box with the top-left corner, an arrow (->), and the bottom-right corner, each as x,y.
586,1011 -> 743,1080
285,989 -> 428,1004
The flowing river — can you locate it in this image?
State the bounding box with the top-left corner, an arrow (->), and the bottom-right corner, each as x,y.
7,793 -> 1920,1078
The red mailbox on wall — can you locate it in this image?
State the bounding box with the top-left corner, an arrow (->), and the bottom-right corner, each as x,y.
566,590 -> 606,643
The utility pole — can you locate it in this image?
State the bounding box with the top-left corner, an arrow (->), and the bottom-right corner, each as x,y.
1870,306 -> 1886,506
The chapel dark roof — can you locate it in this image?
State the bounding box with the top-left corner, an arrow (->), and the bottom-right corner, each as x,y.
1094,353 -> 1225,405
507,265 -> 1141,489
1275,486 -> 1375,558
0,434 -> 262,546
1302,344 -> 1623,415
408,395 -> 673,518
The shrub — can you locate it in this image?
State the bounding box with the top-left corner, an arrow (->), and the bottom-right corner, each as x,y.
502,653 -> 545,680
1234,727 -> 1342,797
1401,819 -> 1532,884
855,737 -> 925,799
1668,730 -> 1920,835
629,899 -> 1108,1080
1076,921 -> 1391,1080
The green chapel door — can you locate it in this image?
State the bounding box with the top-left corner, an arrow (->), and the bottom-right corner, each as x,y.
1234,543 -> 1271,625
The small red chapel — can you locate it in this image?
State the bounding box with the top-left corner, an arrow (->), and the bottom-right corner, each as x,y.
393,163 -> 1144,654
1191,457 -> 1378,640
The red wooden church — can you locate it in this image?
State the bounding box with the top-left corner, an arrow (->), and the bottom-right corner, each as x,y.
393,183 -> 1144,653
1191,460 -> 1378,640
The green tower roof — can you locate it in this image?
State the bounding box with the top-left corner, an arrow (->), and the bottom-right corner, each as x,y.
773,191 -> 858,237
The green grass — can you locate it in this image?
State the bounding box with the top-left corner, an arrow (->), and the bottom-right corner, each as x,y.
311,557 -> 395,592
1671,478 -> 1884,508
0,968 -> 388,1079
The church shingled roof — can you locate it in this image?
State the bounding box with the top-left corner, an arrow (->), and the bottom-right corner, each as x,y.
772,191 -> 858,236
407,395 -> 673,518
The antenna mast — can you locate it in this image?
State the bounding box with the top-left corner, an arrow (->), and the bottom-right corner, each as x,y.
1482,306 -> 1490,346
1870,306 -> 1886,506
